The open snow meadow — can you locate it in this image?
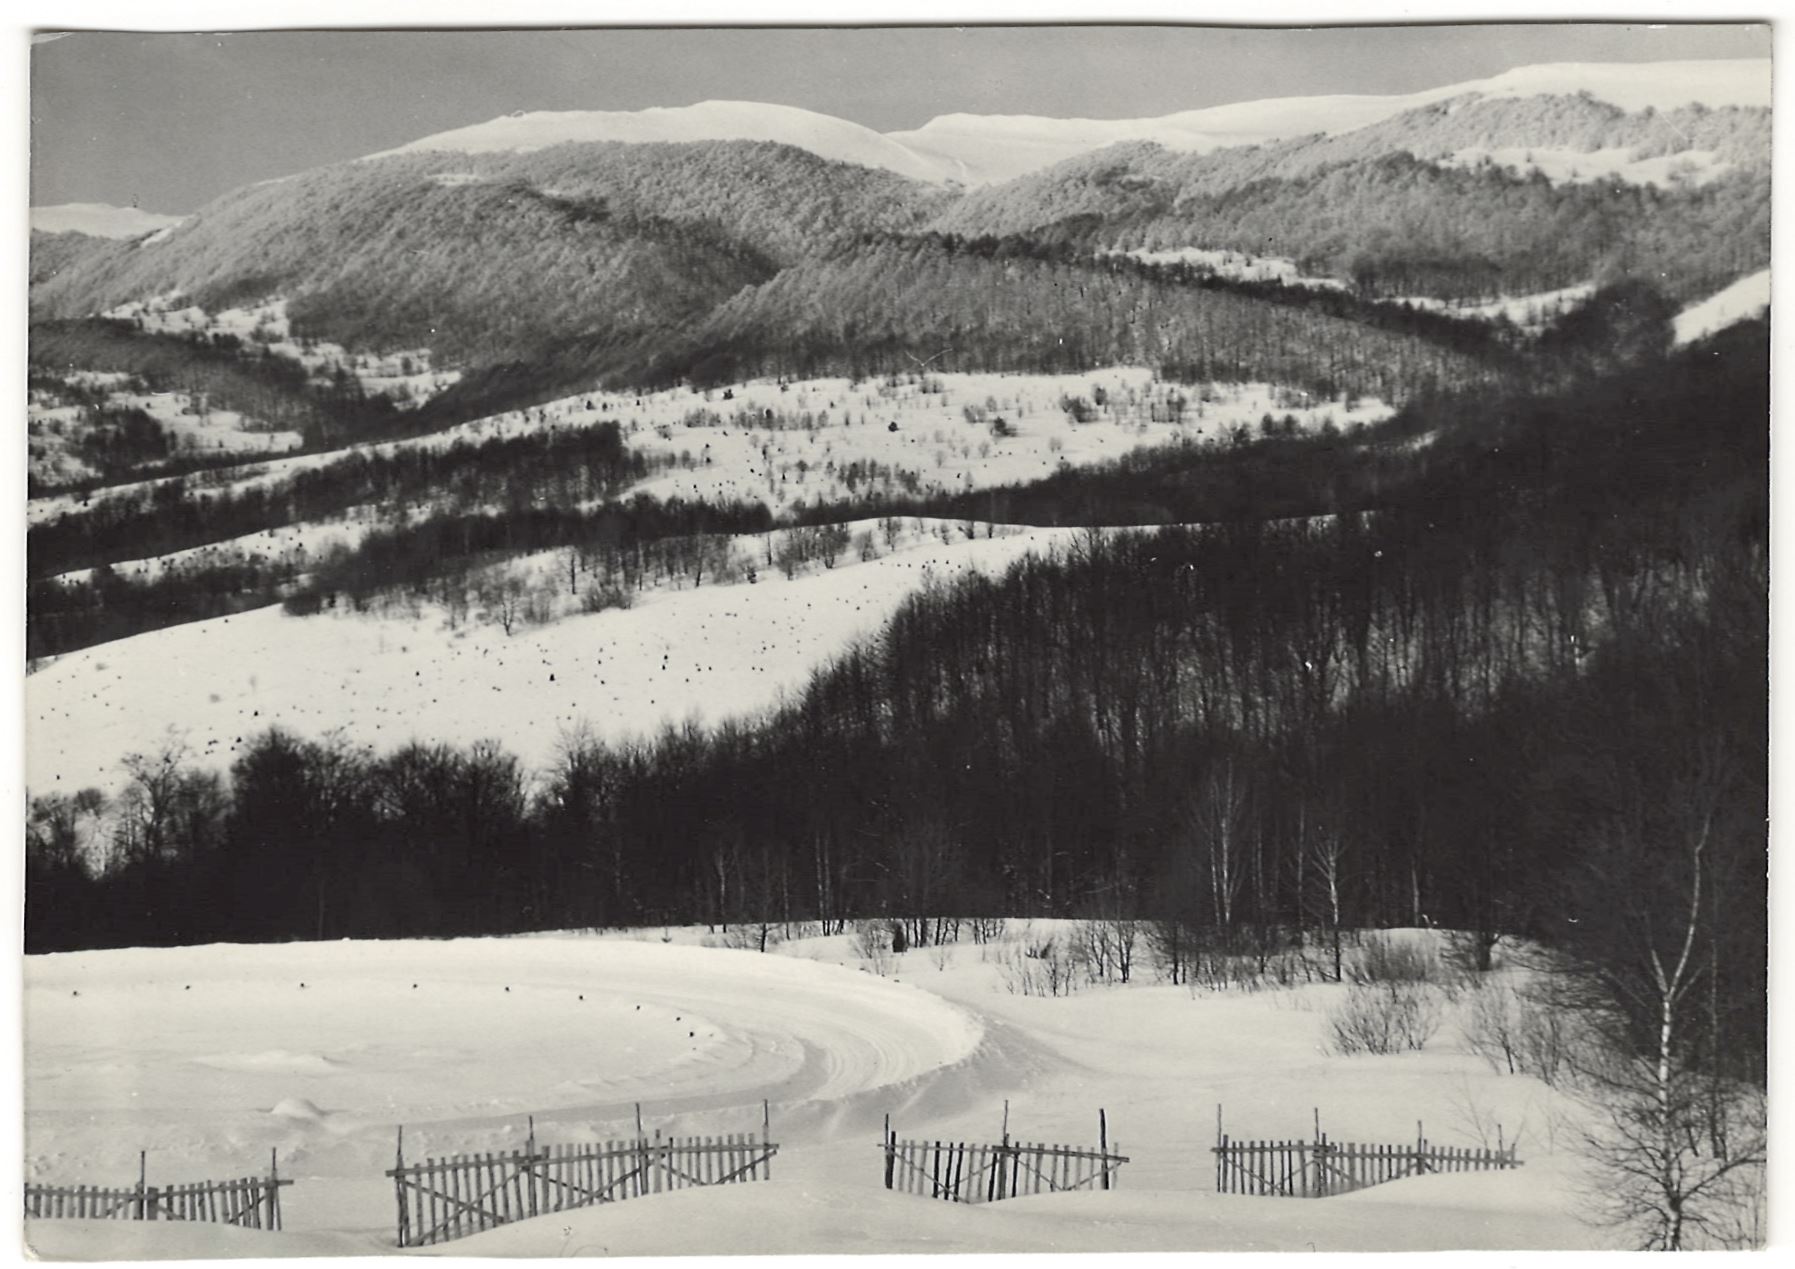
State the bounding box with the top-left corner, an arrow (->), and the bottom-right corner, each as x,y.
23,926 -> 1613,1257
26,23 -> 1771,1262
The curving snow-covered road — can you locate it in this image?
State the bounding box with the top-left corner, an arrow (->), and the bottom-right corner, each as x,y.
24,937 -> 985,1233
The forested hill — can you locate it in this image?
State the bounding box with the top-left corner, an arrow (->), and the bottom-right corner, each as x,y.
635,234 -> 1502,397
30,142 -> 950,366
930,141 -> 1768,303
29,74 -> 1771,435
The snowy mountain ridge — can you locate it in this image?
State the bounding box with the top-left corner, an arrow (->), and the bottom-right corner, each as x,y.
27,59 -> 1770,241
375,58 -> 1771,187
30,203 -> 186,239
371,99 -> 953,185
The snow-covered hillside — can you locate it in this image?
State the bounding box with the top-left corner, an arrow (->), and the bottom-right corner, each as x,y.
30,367 -> 1385,561
30,203 -> 186,239
375,99 -> 955,185
26,520 -> 1079,801
603,369 -> 1386,516
1672,269 -> 1771,346
22,928 -> 1614,1255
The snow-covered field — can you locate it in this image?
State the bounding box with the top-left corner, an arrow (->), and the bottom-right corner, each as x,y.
612,369 -> 1385,515
26,519 -> 1078,800
22,927 -> 1611,1257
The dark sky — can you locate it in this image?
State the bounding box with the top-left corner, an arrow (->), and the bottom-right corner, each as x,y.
29,23 -> 1771,213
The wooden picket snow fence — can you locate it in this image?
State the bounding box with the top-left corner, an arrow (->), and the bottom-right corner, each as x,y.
880,1108 -> 1127,1204
24,1151 -> 289,1229
1212,1112 -> 1520,1198
387,1108 -> 778,1247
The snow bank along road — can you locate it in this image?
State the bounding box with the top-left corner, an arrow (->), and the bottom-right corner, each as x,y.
23,937 -> 984,1237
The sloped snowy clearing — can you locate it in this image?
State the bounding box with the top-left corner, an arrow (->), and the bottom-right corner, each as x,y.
1672,269 -> 1771,347
26,519 -> 1079,800
1395,282 -> 1596,332
27,366 -> 1387,528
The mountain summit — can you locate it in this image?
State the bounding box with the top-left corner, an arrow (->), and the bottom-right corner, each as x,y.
373,99 -> 957,185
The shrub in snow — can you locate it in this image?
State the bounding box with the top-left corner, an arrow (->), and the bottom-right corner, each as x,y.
996,937 -> 1081,997
1346,932 -> 1441,985
1463,978 -> 1576,1085
710,921 -> 782,953
1077,918 -> 1138,985
965,916 -> 1006,945
581,583 -> 633,613
1327,981 -> 1442,1055
851,918 -> 897,977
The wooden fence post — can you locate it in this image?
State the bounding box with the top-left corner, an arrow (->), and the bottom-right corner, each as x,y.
394,1126 -> 408,1248
635,1104 -> 647,1199
136,1152 -> 147,1221
1099,1110 -> 1109,1191
883,1115 -> 895,1190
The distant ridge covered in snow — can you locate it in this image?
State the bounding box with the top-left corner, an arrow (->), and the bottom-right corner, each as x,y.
372,58 -> 1772,189
30,203 -> 185,239
890,59 -> 1773,185
374,99 -> 955,185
